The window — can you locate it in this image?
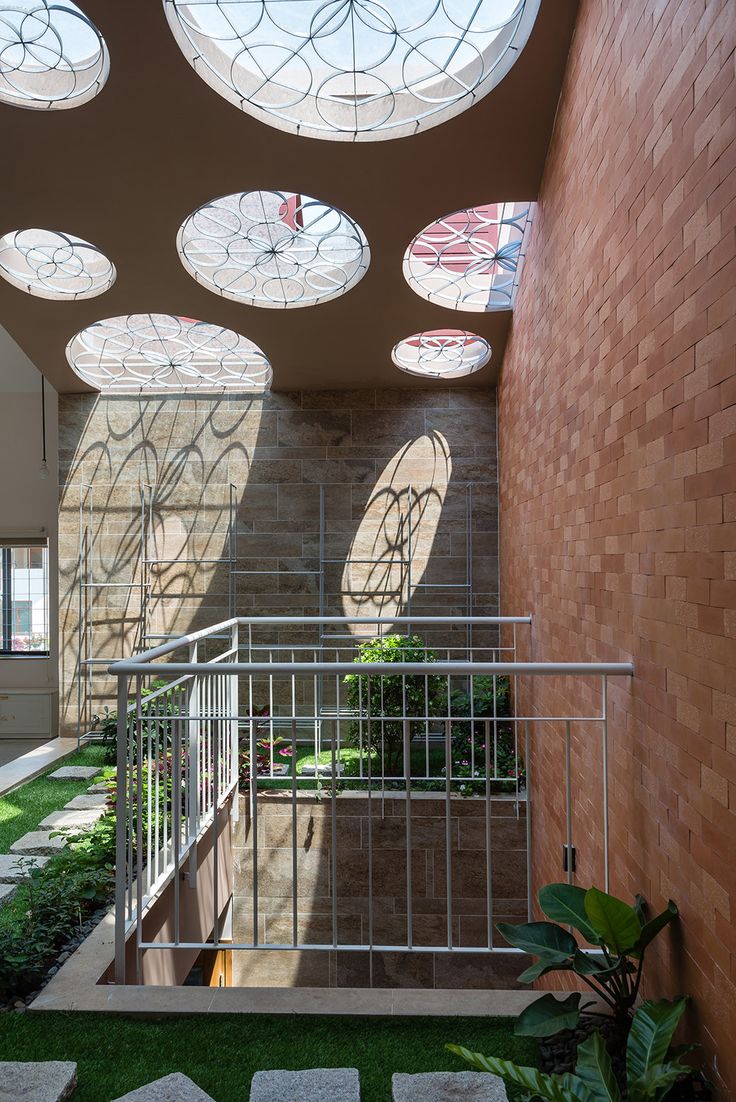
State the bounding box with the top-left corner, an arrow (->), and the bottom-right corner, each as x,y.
0,541 -> 49,656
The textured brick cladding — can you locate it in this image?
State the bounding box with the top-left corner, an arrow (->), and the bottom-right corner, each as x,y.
498,0 -> 735,1093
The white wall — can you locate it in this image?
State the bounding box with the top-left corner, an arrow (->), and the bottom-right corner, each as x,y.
0,326 -> 59,716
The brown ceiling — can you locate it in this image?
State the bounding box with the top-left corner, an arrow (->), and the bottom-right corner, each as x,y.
0,0 -> 578,393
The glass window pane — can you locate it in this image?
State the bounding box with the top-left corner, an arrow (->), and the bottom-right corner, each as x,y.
1,542 -> 49,654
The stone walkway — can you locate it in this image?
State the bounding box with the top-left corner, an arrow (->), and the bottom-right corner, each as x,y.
0,1063 -> 510,1100
1,773 -> 110,906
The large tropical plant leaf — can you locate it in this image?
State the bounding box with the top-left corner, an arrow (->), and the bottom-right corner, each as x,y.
626,999 -> 688,1084
575,1032 -> 623,1102
573,950 -> 616,976
635,902 -> 678,953
497,920 -> 577,960
514,992 -> 582,1037
584,888 -> 642,954
518,957 -> 573,983
446,1045 -> 595,1101
630,1063 -> 688,1102
539,883 -> 602,944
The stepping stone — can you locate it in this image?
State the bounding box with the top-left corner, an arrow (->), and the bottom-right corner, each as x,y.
112,1072 -> 214,1101
64,793 -> 109,810
10,831 -> 67,857
0,1061 -> 77,1102
49,766 -> 101,780
39,807 -> 107,831
0,883 -> 16,906
299,763 -> 345,777
0,854 -> 49,883
250,1069 -> 360,1101
392,1072 -> 508,1101
87,781 -> 111,793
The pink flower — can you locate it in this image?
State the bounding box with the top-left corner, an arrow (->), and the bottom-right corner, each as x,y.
278,746 -> 294,757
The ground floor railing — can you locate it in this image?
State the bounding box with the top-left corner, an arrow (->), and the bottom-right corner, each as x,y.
108,616 -> 633,985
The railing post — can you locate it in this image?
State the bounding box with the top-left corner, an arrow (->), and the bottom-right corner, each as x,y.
186,641 -> 199,889
114,672 -> 128,984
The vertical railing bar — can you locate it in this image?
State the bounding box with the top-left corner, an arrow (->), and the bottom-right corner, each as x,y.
173,684 -> 183,946
525,719 -> 533,922
291,716 -> 298,948
484,715 -> 493,949
114,672 -> 128,984
602,676 -> 609,893
403,672 -> 412,951
213,673 -> 220,948
366,675 -> 374,988
331,674 -> 339,950
250,670 -> 259,948
445,711 -> 453,951
135,677 -> 144,984
146,690 -> 152,897
565,719 -> 573,886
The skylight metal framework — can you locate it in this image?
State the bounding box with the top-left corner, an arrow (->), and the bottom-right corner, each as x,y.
404,202 -> 532,311
177,190 -> 370,309
392,329 -> 491,378
163,0 -> 541,141
66,314 -> 273,392
0,0 -> 109,110
0,229 -> 116,300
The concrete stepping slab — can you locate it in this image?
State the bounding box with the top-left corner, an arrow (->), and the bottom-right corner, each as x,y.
39,807 -> 107,831
49,766 -> 101,780
111,1072 -> 215,1101
392,1072 -> 508,1101
10,831 -> 67,857
0,1061 -> 77,1102
250,1068 -> 360,1101
87,781 -> 111,793
0,883 -> 16,906
0,853 -> 49,883
64,793 -> 110,810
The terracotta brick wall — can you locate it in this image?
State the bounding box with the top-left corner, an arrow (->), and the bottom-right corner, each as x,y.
498,0 -> 735,1093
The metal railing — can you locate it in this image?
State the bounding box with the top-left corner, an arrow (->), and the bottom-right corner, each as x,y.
109,615 -> 633,985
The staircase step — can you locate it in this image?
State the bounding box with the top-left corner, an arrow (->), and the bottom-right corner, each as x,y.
0,883 -> 16,907
9,831 -> 67,857
112,1072 -> 215,1101
0,1061 -> 77,1102
0,854 -> 49,883
392,1072 -> 508,1101
48,766 -> 101,780
39,807 -> 107,831
64,793 -> 109,810
250,1068 -> 360,1101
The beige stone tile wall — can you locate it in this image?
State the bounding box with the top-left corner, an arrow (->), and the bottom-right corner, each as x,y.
231,793 -> 526,990
58,389 -> 498,734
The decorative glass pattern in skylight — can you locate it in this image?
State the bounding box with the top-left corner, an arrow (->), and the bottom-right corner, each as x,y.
163,0 -> 540,141
404,202 -> 532,311
392,329 -> 491,378
66,314 -> 272,392
0,0 -> 109,110
0,229 -> 115,299
177,190 -> 370,308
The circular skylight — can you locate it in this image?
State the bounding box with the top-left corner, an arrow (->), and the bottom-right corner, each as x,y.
0,0 -> 109,110
163,0 -> 540,141
404,202 -> 531,311
66,314 -> 272,392
0,229 -> 115,299
392,330 -> 491,378
177,190 -> 370,309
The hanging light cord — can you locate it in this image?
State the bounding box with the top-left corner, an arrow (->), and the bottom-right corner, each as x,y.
41,374 -> 47,466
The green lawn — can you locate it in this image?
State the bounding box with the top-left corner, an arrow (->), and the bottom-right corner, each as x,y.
0,746 -> 109,853
0,1012 -> 538,1101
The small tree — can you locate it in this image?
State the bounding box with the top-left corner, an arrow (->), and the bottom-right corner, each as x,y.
344,634 -> 446,775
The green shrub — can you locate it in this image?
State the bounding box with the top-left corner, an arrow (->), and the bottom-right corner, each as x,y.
343,635 -> 446,775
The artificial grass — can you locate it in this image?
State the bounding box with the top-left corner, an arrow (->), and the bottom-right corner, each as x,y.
0,746 -> 108,853
0,1011 -> 539,1101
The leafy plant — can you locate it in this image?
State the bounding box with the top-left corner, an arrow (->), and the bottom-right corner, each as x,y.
448,998 -> 695,1101
343,635 -> 446,775
93,679 -> 179,765
497,883 -> 678,1037
449,675 -> 525,788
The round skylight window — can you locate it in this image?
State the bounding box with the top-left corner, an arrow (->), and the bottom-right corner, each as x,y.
177,190 -> 370,309
0,0 -> 109,110
404,202 -> 531,311
66,314 -> 272,392
392,330 -> 491,378
163,0 -> 540,141
0,229 -> 115,299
